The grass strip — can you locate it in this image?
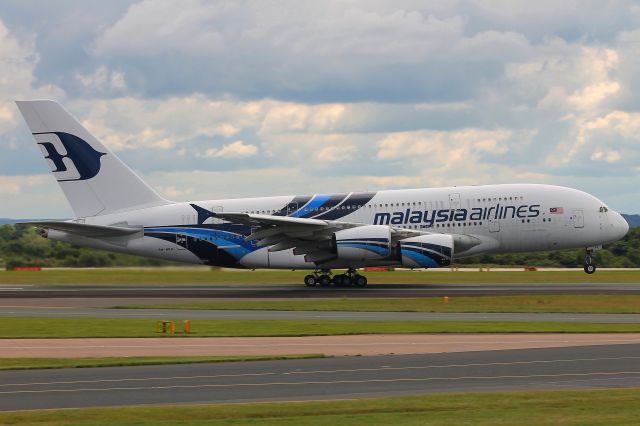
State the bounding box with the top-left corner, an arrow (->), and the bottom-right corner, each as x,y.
4,317 -> 640,338
119,294 -> 640,314
2,388 -> 640,425
1,269 -> 640,285
0,354 -> 323,371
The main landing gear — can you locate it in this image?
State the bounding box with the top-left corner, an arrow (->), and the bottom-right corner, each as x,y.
304,268 -> 368,288
304,270 -> 332,287
584,248 -> 596,274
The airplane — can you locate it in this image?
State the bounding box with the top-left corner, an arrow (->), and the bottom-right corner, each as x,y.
14,100 -> 630,287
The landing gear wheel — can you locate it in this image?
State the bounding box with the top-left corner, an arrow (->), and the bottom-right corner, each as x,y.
333,274 -> 351,287
319,275 -> 331,287
304,274 -> 317,287
583,248 -> 596,274
341,275 -> 353,287
353,275 -> 367,287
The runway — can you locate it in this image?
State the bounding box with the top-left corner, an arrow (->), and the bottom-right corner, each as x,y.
2,343 -> 640,411
3,282 -> 640,298
2,305 -> 640,323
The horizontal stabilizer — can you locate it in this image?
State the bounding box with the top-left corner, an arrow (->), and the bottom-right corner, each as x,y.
22,221 -> 142,238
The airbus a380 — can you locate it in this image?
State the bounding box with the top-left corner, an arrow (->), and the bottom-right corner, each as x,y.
15,100 -> 629,287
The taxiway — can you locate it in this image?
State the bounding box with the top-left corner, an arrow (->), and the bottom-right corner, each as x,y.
2,343 -> 640,411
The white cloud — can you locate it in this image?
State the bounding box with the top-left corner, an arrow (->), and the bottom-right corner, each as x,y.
76,65 -> 127,92
0,175 -> 69,218
0,175 -> 49,195
201,140 -> 258,158
376,129 -> 512,160
0,104 -> 13,122
591,150 -> 621,163
0,18 -> 64,133
315,144 -> 357,162
92,0 -> 226,57
70,95 -> 263,152
361,175 -> 425,188
2,3 -> 640,216
156,185 -> 194,199
259,103 -> 346,135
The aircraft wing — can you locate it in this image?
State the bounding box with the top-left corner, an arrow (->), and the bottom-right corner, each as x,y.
214,212 -> 328,228
213,212 -> 431,263
21,221 -> 143,238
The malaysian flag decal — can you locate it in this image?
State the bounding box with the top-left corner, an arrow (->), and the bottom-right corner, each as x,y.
550,207 -> 564,214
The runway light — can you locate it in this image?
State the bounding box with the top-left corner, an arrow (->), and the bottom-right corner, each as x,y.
183,320 -> 191,334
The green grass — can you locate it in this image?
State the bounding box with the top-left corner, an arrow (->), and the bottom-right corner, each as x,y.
0,354 -> 322,370
2,388 -> 640,425
4,316 -> 640,338
120,294 -> 640,314
1,269 -> 640,285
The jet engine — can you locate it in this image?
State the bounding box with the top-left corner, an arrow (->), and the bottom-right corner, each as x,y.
399,234 -> 453,268
332,225 -> 391,261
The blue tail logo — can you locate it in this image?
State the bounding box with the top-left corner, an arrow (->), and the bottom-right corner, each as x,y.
35,132 -> 105,181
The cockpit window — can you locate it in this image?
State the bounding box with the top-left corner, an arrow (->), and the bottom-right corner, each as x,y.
599,206 -> 609,213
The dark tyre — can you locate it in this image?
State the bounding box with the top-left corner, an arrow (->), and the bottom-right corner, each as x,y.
354,275 -> 367,287
319,275 -> 331,287
584,264 -> 596,274
304,274 -> 317,286
333,274 -> 350,287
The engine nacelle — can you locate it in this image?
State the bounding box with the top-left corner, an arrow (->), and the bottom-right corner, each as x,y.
332,225 -> 391,261
399,234 -> 454,268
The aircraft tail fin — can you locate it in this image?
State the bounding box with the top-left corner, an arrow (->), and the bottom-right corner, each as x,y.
15,100 -> 170,218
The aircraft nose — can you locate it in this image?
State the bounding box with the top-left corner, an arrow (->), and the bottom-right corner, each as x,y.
611,211 -> 629,240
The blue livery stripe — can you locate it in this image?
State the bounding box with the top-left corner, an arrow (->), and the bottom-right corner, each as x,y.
291,194 -> 332,217
145,227 -> 253,259
402,248 -> 440,268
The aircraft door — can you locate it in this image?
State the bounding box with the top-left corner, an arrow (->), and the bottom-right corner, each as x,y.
287,202 -> 298,216
572,209 -> 584,228
488,218 -> 500,233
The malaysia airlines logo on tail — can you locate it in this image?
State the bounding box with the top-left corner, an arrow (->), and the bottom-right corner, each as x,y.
34,132 -> 105,182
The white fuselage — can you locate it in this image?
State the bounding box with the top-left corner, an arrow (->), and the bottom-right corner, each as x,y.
48,183 -> 629,270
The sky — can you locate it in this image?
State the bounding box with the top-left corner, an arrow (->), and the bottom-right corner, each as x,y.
1,0 -> 640,218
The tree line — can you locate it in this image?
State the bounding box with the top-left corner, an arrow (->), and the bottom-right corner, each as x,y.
0,225 -> 172,269
1,224 -> 639,269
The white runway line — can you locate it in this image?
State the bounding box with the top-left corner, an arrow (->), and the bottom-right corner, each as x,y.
4,371 -> 640,395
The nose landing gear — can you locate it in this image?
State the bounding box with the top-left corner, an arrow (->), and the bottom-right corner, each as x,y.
584,248 -> 596,274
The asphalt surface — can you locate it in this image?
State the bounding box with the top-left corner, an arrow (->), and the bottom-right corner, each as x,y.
2,306 -> 640,323
2,343 -> 640,411
3,282 -> 640,298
